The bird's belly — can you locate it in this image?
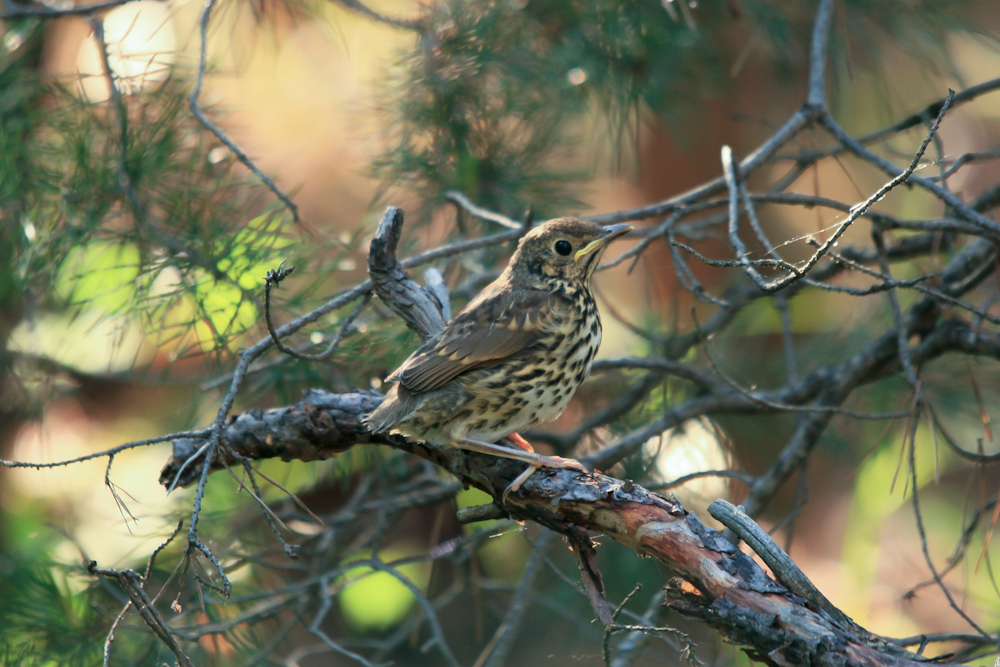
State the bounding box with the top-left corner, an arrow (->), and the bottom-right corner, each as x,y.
461,383 -> 570,443
528,378 -> 576,423
461,330 -> 600,441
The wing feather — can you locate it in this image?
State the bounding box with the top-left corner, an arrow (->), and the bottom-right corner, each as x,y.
390,288 -> 563,394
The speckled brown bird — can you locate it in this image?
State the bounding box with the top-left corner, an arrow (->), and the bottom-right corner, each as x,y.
364,218 -> 632,496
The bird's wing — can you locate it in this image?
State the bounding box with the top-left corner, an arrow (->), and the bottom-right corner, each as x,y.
388,288 -> 564,394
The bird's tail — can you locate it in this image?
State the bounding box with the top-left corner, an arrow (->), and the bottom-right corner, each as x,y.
362,384 -> 415,434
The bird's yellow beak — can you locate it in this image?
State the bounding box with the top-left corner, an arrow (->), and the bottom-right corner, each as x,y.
574,223 -> 633,262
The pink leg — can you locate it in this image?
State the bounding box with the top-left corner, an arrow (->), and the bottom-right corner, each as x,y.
503,432 -> 535,453
446,437 -> 587,502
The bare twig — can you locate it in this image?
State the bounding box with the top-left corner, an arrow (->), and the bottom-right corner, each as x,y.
331,0 -> 422,30
189,0 -> 300,222
446,190 -> 523,230
709,500 -> 857,632
478,531 -> 554,667
264,264 -> 373,361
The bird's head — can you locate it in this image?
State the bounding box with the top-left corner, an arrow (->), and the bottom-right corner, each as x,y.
507,218 -> 632,287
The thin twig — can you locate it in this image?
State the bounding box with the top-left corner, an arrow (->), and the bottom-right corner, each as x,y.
446,190 -> 523,230
331,0 -> 422,30
189,0 -> 300,221
479,531 -> 554,667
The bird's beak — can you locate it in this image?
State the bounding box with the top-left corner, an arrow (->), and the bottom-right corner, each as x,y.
574,223 -> 633,262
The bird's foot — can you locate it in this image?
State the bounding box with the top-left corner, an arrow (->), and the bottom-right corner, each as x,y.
447,437 -> 587,503
502,455 -> 588,504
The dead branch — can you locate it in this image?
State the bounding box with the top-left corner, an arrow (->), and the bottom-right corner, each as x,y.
159,387 -> 953,667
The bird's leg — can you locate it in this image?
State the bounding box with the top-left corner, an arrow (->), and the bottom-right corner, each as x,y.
501,432 -> 534,453
447,437 -> 587,502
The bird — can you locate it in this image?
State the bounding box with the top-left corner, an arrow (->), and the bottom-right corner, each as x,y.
364,217 -> 632,497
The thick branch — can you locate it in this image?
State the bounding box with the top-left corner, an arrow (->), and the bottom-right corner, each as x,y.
368,207 -> 448,341
159,391 -> 383,488
159,396 -> 953,667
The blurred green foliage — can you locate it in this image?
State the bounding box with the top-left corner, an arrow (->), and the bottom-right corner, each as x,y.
337,547 -> 433,631
373,0 -> 977,219
0,557 -> 143,667
373,0 -> 721,217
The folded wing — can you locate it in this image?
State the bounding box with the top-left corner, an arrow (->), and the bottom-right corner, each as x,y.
391,288 -> 562,394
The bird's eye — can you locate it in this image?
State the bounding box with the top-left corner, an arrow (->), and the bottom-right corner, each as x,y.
554,240 -> 572,256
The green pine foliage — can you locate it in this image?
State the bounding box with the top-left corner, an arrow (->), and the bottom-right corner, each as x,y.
372,0 -> 726,218
0,561 -> 106,667
373,0 -> 978,220
2,71 -> 301,366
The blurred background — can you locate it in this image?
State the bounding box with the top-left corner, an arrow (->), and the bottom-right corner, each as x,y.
2,0 -> 1000,665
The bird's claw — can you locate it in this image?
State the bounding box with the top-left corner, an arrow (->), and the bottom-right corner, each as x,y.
501,456 -> 588,504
